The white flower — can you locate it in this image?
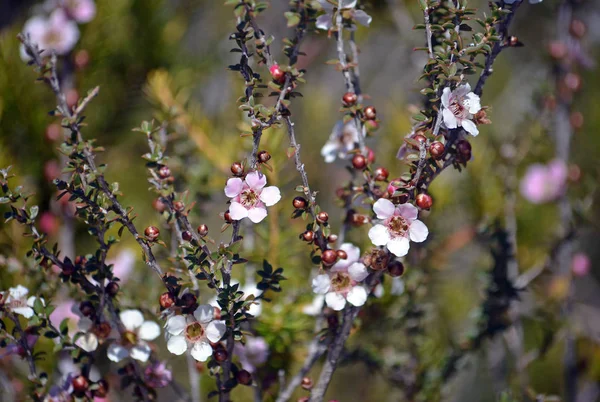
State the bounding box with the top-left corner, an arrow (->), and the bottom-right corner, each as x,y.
311,243 -> 369,311
107,309 -> 160,363
165,305 -> 226,362
316,0 -> 372,31
441,83 -> 482,136
21,10 -> 80,60
321,121 -> 360,163
225,171 -> 281,223
368,199 -> 428,257
1,285 -> 42,319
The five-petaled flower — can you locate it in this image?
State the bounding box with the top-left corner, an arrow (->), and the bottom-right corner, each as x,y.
224,171 -> 281,223
107,309 -> 161,363
321,121 -> 361,163
165,305 -> 226,362
441,83 -> 482,136
316,0 -> 372,31
368,199 -> 428,257
1,285 -> 43,319
519,159 -> 567,204
311,243 -> 369,310
21,10 -> 79,59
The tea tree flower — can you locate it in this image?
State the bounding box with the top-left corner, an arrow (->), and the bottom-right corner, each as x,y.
224,171 -> 281,223
233,336 -> 269,372
165,305 -> 226,362
1,285 -> 42,319
368,199 -> 428,257
441,83 -> 482,136
107,309 -> 160,363
520,160 -> 567,204
321,121 -> 361,163
316,0 -> 372,31
59,0 -> 97,23
144,361 -> 172,388
21,10 -> 79,58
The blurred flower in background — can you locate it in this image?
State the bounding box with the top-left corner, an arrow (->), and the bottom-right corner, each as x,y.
520,159 -> 568,204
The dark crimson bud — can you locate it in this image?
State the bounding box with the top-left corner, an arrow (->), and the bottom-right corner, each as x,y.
293,196 -> 308,209
364,106 -> 377,120
327,234 -> 338,244
236,370 -> 252,385
231,162 -> 244,176
456,140 -> 472,162
269,64 -> 286,83
106,282 -> 120,297
197,224 -> 209,237
387,260 -> 405,277
301,377 -> 313,390
411,134 -> 427,149
153,198 -> 167,213
79,301 -> 96,317
213,348 -> 228,363
72,375 -> 89,395
61,260 -> 76,276
182,231 -> 192,242
316,212 -> 329,224
352,154 -> 367,170
181,293 -> 197,310
374,167 -> 389,181
342,92 -> 357,106
92,379 -> 109,398
258,150 -> 271,163
173,201 -> 185,212
145,226 -> 160,241
224,211 -> 233,223
416,193 -> 433,210
158,165 -> 171,179
336,250 -> 348,260
302,230 -> 315,242
429,141 -> 445,159
159,292 -> 175,309
321,249 -> 338,266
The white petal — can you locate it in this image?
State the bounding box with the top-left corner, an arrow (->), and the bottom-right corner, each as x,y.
76,333 -> 98,352
397,203 -> 419,221
9,285 -> 29,300
441,87 -> 451,108
391,278 -> 405,295
190,341 -> 213,362
130,343 -> 152,362
346,286 -> 368,307
354,10 -> 372,26
119,309 -> 144,331
318,0 -> 335,11
194,304 -> 216,323
373,198 -> 395,219
224,177 -> 243,198
12,307 -> 35,319
245,171 -> 267,190
461,119 -> 479,136
165,315 -> 187,335
316,14 -> 333,30
342,0 -> 357,8
312,274 -> 331,295
464,93 -> 481,114
321,141 -> 339,162
138,321 -> 161,341
229,202 -> 249,220
442,108 -> 458,129
259,186 -> 281,207
325,292 -> 346,311
386,237 -> 410,257
409,220 -> 429,242
368,224 -> 391,246
247,207 -> 268,223
107,343 -> 129,362
27,296 -> 42,308
455,83 -> 471,97
348,262 -> 368,282
303,295 -> 325,316
205,320 -> 226,343
167,335 -> 188,355
374,283 -> 384,298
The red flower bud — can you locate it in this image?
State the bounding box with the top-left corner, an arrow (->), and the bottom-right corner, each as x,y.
197,224 -> 209,237
415,193 -> 433,210
145,226 -> 160,241
352,154 -> 367,170
342,92 -> 357,107
321,249 -> 338,266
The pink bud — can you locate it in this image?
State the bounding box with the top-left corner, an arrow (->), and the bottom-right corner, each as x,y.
572,253 -> 591,277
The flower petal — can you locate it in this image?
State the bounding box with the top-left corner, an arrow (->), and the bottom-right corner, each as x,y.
224,177 -> 243,198
441,87 -> 451,108
9,285 -> 29,300
409,220 -> 429,243
373,198 -> 395,219
386,237 -> 410,257
245,171 -> 267,190
316,14 -> 333,30
312,274 -> 331,295
391,277 -> 405,295
131,343 -> 152,362
194,304 -> 216,323
342,0 -> 358,8
348,262 -> 368,282
205,320 -> 227,343
396,203 -> 419,221
190,341 -> 213,362
167,335 -> 188,355
368,224 -> 391,246
461,119 -> 479,136
331,243 -> 360,270
165,315 -> 186,335
12,307 -> 34,319
442,108 -> 458,129
248,207 -> 268,223
464,92 -> 481,114
76,333 -> 98,352
229,202 -> 249,220
259,186 -> 281,207
354,10 -> 372,26
325,292 -> 346,311
321,141 -> 339,162
346,286 -> 368,307
138,321 -> 161,341
107,343 -> 129,362
318,0 -> 335,11
120,309 -> 144,331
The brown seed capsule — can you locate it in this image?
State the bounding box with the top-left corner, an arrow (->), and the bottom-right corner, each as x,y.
231,162 -> 244,176
302,230 -> 315,242
429,141 -> 445,160
416,193 -> 433,210
213,349 -> 228,363
145,226 -> 160,241
342,92 -> 357,107
153,198 -> 167,213
72,375 -> 89,395
364,106 -> 377,120
197,224 -> 209,237
293,196 -> 308,209
159,292 -> 175,309
352,154 -> 367,170
224,211 -> 233,223
92,379 -> 109,398
336,250 -> 348,260
321,249 -> 338,266
317,212 -> 329,224
374,167 -> 389,181
411,134 -> 427,149
387,260 -> 405,277
106,282 -> 120,297
158,165 -> 171,179
93,322 -> 112,339
182,231 -> 193,242
301,377 -> 313,390
180,293 -> 198,310
258,150 -> 271,163
173,201 -> 185,212
363,248 -> 390,271
236,370 -> 252,386
327,234 -> 338,244
79,301 -> 96,317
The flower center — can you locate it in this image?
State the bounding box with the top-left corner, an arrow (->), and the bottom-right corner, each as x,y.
240,189 -> 259,207
185,322 -> 205,342
122,330 -> 139,347
449,99 -> 468,119
330,272 -> 352,293
387,215 -> 409,237
44,30 -> 63,47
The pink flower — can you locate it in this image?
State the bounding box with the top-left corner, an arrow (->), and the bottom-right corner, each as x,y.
572,253 -> 591,277
59,0 -> 97,23
109,249 -> 135,284
520,160 -> 567,204
224,171 -> 281,223
233,336 -> 269,372
368,199 -> 428,257
21,10 -> 80,59
144,361 -> 172,388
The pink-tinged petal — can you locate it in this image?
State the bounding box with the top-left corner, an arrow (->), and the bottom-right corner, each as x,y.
325,292 -> 346,311
354,10 -> 372,26
138,321 -> 161,341
245,171 -> 267,190
12,307 -> 35,319
373,198 -> 395,219
547,160 -> 568,184
165,316 -> 186,336
572,253 -> 590,277
386,237 -> 410,257
190,341 -> 213,362
166,335 -> 187,355
442,108 -> 458,129
107,343 -> 129,362
346,286 -> 367,307
130,344 -> 152,362
49,9 -> 69,25
441,87 -> 451,108
205,320 -> 226,343
120,310 -> 144,332
76,333 -> 98,352
396,203 -> 418,221
194,304 -> 215,323
520,165 -> 548,203
312,274 -> 331,295
70,0 -> 96,23
224,177 -> 243,198
259,186 -> 281,207
348,262 -> 368,282
110,249 -> 135,283
316,14 -> 333,30
461,119 -> 479,137
247,207 -> 268,223
229,202 -> 249,220
409,220 -> 429,243
368,224 -> 391,246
